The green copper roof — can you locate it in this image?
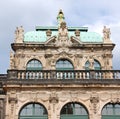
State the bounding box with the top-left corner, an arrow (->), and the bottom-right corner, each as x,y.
80,32 -> 103,43
24,27 -> 103,43
24,31 -> 47,42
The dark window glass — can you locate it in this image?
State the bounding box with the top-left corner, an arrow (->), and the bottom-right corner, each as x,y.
19,103 -> 48,119
56,59 -> 73,70
26,59 -> 42,70
61,103 -> 88,115
102,103 -> 120,115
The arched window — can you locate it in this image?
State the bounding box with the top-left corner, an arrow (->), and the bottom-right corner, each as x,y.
26,59 -> 42,70
19,103 -> 48,119
102,103 -> 120,119
85,59 -> 101,70
60,102 -> 88,119
56,59 -> 74,79
56,59 -> 74,70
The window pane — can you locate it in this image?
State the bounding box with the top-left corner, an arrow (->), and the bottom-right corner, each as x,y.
34,104 -> 47,115
61,103 -> 88,115
56,59 -> 73,70
20,103 -> 48,119
102,104 -> 120,116
27,59 -> 42,70
20,104 -> 33,116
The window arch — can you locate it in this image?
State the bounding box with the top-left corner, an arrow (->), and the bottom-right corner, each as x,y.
60,102 -> 89,119
26,59 -> 42,70
102,103 -> 120,119
85,59 -> 101,70
56,59 -> 74,70
19,103 -> 48,119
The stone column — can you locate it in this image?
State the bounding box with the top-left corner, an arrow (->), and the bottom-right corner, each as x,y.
89,95 -> 100,119
8,97 -> 17,119
49,92 -> 59,119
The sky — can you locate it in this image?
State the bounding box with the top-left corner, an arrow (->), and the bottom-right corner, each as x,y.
0,0 -> 120,73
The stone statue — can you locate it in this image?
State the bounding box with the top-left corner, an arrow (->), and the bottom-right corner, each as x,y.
88,56 -> 94,70
15,26 -> 24,43
103,26 -> 111,40
57,22 -> 69,46
58,22 -> 68,37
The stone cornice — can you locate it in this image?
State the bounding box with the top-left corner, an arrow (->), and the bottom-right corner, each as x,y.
11,42 -> 115,51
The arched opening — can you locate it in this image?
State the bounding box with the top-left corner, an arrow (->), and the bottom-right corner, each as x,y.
60,102 -> 89,119
56,59 -> 74,79
85,59 -> 101,70
26,59 -> 43,79
26,59 -> 42,70
102,103 -> 120,119
56,59 -> 74,70
19,103 -> 48,119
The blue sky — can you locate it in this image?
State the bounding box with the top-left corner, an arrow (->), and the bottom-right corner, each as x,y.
0,0 -> 120,73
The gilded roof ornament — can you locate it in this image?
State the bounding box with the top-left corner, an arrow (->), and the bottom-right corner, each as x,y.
57,9 -> 65,27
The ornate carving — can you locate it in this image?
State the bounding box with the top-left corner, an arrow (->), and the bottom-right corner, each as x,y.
9,97 -> 17,116
0,99 -> 5,119
88,55 -> 94,70
56,22 -> 71,47
49,96 -> 59,103
75,29 -> 80,36
90,95 -> 99,114
49,91 -> 59,112
46,29 -> 52,37
110,93 -> 120,103
49,92 -> 59,103
10,51 -> 15,69
9,97 -> 18,103
90,96 -> 99,103
45,49 -> 53,58
58,22 -> 68,37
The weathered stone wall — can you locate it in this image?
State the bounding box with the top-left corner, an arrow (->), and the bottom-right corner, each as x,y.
10,44 -> 113,70
5,84 -> 120,119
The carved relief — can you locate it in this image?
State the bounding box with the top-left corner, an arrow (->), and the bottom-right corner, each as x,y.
56,22 -> 71,47
8,97 -> 17,119
88,55 -> 94,70
103,50 -> 113,70
90,95 -> 99,114
10,51 -> 15,69
46,29 -> 52,37
110,93 -> 120,103
75,29 -> 80,37
0,99 -> 5,119
49,91 -> 59,112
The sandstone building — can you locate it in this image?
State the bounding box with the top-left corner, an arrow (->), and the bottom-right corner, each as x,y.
0,10 -> 120,119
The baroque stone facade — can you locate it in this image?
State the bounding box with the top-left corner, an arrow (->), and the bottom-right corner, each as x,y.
1,10 -> 120,119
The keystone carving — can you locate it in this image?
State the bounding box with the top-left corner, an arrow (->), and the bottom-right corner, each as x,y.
90,95 -> 99,114
49,91 -> 59,103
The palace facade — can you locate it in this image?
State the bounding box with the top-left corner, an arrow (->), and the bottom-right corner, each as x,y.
0,10 -> 120,119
